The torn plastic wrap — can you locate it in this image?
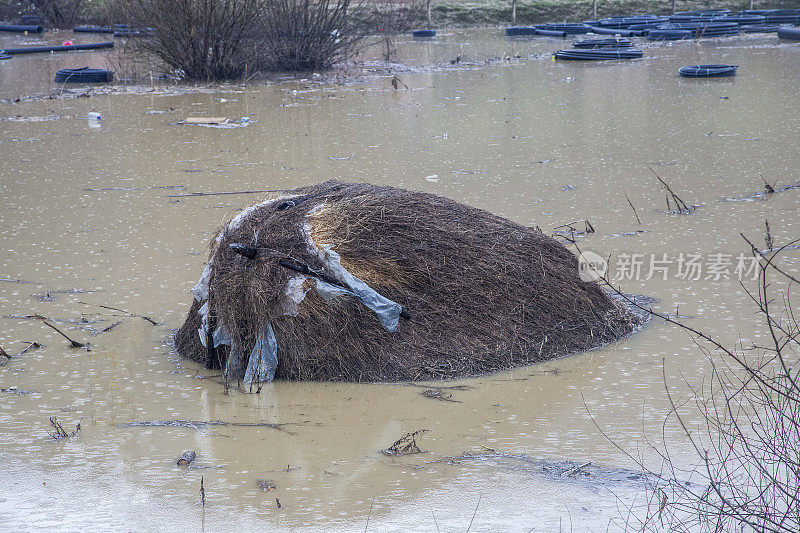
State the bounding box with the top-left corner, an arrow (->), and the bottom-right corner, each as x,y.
318,247 -> 402,332
197,301 -> 209,347
315,279 -> 354,301
243,322 -> 278,385
191,264 -> 212,302
277,274 -> 309,317
224,342 -> 241,382
212,323 -> 232,348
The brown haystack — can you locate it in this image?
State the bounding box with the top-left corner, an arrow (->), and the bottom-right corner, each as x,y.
174,180 -> 636,384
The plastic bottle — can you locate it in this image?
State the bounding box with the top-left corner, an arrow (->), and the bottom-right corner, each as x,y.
88,112 -> 101,128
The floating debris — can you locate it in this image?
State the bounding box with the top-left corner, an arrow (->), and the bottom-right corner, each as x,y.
177,450 -> 196,466
119,419 -> 298,434
257,479 -> 277,491
382,430 -> 428,456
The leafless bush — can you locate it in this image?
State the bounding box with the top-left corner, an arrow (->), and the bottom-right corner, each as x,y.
260,0 -> 371,71
29,0 -> 85,27
118,0 -> 413,80
593,238 -> 800,531
123,0 -> 268,80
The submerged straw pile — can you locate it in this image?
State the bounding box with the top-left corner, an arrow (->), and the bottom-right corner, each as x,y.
175,181 -> 636,384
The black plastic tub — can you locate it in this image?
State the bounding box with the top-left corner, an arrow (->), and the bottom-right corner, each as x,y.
572,38 -> 632,48
74,26 -> 115,34
0,24 -> 44,33
778,26 -> 800,40
534,27 -> 568,37
743,9 -> 800,24
679,64 -> 737,77
742,24 -> 782,33
537,23 -> 590,34
626,21 -> 672,30
670,9 -> 732,23
54,67 -> 114,83
505,26 -> 538,36
1,41 -> 114,55
584,25 -> 641,36
713,14 -> 766,25
647,29 -> 694,40
656,22 -> 740,37
412,29 -> 436,38
554,48 -> 643,60
596,16 -> 666,28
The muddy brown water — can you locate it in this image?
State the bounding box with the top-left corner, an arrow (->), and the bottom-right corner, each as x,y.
1,29 -> 799,531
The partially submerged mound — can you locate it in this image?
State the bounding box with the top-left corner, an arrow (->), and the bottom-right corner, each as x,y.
175,181 -> 636,384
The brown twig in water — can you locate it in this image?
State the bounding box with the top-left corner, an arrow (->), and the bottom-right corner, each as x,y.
98,305 -> 159,325
16,341 -> 41,357
761,174 -> 776,194
0,346 -> 10,361
49,416 -> 80,440
200,476 -> 205,507
99,321 -> 122,334
167,189 -> 286,198
36,316 -> 87,348
649,167 -> 692,213
624,192 -> 642,224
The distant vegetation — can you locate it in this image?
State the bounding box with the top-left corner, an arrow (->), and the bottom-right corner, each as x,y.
2,0 -> 799,79
6,0 -> 800,28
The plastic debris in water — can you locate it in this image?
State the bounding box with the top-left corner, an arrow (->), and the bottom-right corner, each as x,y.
88,112 -> 101,129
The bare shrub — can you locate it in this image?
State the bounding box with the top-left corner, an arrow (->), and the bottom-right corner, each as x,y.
123,0 -> 268,80
591,238 -> 800,531
117,0 -> 405,79
29,0 -> 85,28
260,0 -> 370,71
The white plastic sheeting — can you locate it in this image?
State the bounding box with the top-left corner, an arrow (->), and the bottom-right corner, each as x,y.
197,301 -> 209,347
243,321 -> 279,385
317,246 -> 402,333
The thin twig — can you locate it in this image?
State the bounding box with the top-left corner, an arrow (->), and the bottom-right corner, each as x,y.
167,189 -> 287,198
98,305 -> 159,325
466,493 -> 482,533
624,192 -> 641,224
365,496 -> 375,532
649,167 -> 691,213
16,341 -> 41,357
37,316 -> 86,348
560,461 -> 592,476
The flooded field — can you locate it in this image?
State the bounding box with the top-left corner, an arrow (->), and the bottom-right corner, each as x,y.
1,29 -> 799,531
